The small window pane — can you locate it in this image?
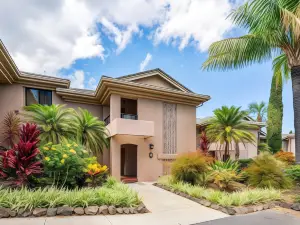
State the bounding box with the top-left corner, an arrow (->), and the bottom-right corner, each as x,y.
26,88 -> 52,106
40,90 -> 52,105
26,88 -> 39,105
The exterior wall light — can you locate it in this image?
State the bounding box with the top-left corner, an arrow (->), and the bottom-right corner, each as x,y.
149,144 -> 154,150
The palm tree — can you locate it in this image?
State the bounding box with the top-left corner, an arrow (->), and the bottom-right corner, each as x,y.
248,101 -> 267,122
74,108 -> 109,155
206,106 -> 257,161
202,0 -> 300,162
23,104 -> 76,144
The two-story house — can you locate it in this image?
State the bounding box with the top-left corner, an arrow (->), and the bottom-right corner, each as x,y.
0,40 -> 210,182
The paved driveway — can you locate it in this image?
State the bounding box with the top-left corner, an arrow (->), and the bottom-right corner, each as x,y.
0,182 -> 227,225
193,208 -> 300,225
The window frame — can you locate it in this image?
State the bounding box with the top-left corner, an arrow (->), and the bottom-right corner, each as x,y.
25,87 -> 52,106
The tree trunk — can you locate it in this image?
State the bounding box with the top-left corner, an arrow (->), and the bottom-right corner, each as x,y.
224,141 -> 230,161
291,66 -> 300,163
235,142 -> 240,160
267,75 -> 283,153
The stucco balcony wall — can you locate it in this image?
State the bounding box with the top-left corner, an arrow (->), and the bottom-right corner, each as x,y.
106,118 -> 154,138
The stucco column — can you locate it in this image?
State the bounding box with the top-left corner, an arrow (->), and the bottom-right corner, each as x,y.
110,94 -> 121,121
110,137 -> 121,180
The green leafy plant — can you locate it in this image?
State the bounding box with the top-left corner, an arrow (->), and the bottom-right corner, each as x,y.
1,111 -> 21,149
285,165 -> 300,184
84,156 -> 109,187
237,159 -> 253,170
206,106 -> 257,161
258,143 -> 271,153
208,169 -> 243,192
171,153 -> 208,184
210,159 -> 240,172
40,142 -> 89,188
23,104 -> 77,144
158,176 -> 281,207
75,108 -> 109,155
246,152 -> 292,189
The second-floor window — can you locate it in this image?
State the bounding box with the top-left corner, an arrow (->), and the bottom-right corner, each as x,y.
25,88 -> 52,106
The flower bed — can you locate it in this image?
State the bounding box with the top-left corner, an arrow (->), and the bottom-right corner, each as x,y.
0,178 -> 148,218
156,176 -> 284,215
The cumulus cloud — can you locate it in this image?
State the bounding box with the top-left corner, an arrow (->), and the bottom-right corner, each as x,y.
88,77 -> 98,90
140,53 -> 153,71
67,70 -> 85,89
0,0 -> 238,76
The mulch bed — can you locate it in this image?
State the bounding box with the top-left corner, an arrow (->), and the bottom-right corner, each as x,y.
153,183 -> 300,215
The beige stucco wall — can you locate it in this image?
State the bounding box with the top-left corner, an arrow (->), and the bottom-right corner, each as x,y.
134,75 -> 179,90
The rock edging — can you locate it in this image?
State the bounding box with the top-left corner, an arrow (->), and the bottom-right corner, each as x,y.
153,183 -> 300,215
0,204 -> 149,219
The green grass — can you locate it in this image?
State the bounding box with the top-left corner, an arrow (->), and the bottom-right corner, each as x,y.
0,177 -> 141,211
158,176 -> 281,207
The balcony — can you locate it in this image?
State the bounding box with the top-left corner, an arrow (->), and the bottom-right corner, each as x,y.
106,118 -> 154,138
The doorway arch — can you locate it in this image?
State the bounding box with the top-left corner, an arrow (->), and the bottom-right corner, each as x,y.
120,144 -> 137,180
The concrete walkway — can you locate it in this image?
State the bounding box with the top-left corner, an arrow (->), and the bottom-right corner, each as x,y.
0,182 -> 227,225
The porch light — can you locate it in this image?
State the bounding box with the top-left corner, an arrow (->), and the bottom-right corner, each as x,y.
149,144 -> 154,150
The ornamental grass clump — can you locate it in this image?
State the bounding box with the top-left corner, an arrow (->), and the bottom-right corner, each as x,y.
274,151 -> 295,165
0,178 -> 141,211
157,176 -> 281,207
246,152 -> 292,189
285,165 -> 300,184
171,152 -> 208,184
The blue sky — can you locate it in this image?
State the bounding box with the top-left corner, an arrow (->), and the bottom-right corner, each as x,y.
61,29 -> 294,134
0,0 -> 294,133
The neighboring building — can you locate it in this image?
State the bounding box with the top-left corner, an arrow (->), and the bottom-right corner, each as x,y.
196,116 -> 265,160
0,40 -> 210,182
282,134 -> 295,154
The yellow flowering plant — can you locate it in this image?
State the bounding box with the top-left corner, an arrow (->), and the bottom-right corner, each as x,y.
84,157 -> 109,187
40,141 -> 89,187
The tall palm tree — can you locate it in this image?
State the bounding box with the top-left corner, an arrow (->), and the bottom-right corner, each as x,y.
248,101 -> 267,122
23,104 -> 76,144
74,108 -> 109,155
206,106 -> 257,161
202,0 -> 300,162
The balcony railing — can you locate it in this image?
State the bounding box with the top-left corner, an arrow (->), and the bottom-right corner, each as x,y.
104,115 -> 110,125
121,113 -> 138,120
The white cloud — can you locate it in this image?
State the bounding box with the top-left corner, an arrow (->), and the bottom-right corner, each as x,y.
0,0 -> 238,76
140,53 -> 153,71
67,70 -> 85,89
88,77 -> 97,90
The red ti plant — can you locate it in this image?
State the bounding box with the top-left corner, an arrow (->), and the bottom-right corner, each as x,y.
0,123 -> 42,186
199,131 -> 210,154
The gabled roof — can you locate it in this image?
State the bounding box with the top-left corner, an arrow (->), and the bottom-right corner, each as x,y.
116,68 -> 192,93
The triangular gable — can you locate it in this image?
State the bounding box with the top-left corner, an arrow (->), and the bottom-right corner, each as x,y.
117,69 -> 192,93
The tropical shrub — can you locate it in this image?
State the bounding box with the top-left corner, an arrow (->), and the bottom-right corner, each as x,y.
274,151 -> 295,165
157,176 -> 281,207
23,104 -> 76,144
40,142 -> 89,187
171,153 -> 208,184
74,108 -> 109,155
199,131 -> 210,154
0,123 -> 42,186
0,180 -> 141,210
210,159 -> 240,172
84,156 -> 108,187
246,152 -> 292,189
237,159 -> 253,170
258,143 -> 271,153
285,165 -> 300,184
1,111 -> 21,149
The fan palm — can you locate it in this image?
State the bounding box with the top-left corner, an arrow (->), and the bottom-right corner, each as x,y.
23,104 -> 76,144
74,108 -> 109,155
206,106 -> 257,161
248,101 -> 267,122
202,0 -> 300,162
